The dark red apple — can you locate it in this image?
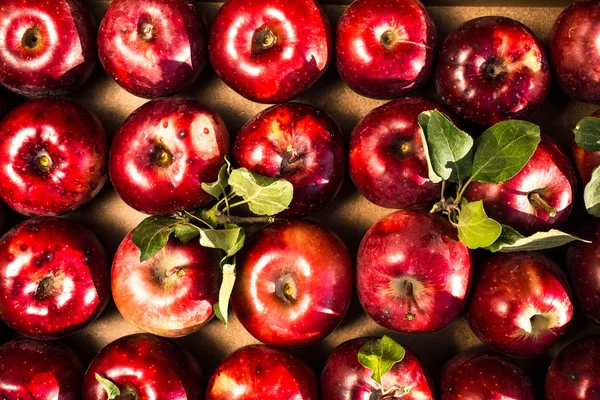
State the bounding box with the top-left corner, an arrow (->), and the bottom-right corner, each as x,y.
357,209 -> 472,333
83,333 -> 204,400
109,97 -> 230,215
206,345 -> 318,400
440,351 -> 535,400
545,335 -> 600,399
321,337 -> 434,400
0,217 -> 110,339
97,0 -> 207,98
572,109 -> 600,185
0,339 -> 84,400
0,98 -> 108,217
209,0 -> 331,103
436,16 -> 550,126
469,252 -> 574,358
112,230 -> 221,337
231,219 -> 353,347
350,97 -> 454,209
464,134 -> 577,235
0,0 -> 97,96
232,103 -> 345,216
336,0 -> 435,99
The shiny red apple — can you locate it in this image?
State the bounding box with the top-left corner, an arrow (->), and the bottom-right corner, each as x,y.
357,209 -> 472,333
0,98 -> 108,216
232,103 -> 345,216
97,0 -> 207,98
0,217 -> 110,339
209,0 -> 331,103
206,345 -> 318,400
231,219 -> 353,347
436,16 -> 550,126
469,252 -> 574,358
572,109 -> 600,185
109,97 -> 230,215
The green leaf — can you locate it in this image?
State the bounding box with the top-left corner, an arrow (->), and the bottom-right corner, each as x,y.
195,206 -> 219,228
471,120 -> 540,183
456,200 -> 502,249
417,110 -> 474,183
584,166 -> 600,217
358,335 -> 406,385
574,116 -> 600,152
228,168 -> 293,215
199,226 -> 245,257
214,257 -> 236,324
486,224 -> 590,252
131,216 -> 181,261
417,112 -> 443,183
173,223 -> 200,243
202,157 -> 232,199
95,373 -> 120,400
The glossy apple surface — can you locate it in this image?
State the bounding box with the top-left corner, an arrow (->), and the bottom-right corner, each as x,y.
209,0 -> 331,103
83,333 -> 204,400
206,345 -> 318,400
0,98 -> 108,216
321,337 -> 434,400
231,219 -> 353,347
436,16 -> 550,126
109,97 -> 229,215
112,231 -> 221,337
464,134 -> 576,235
469,252 -> 573,357
336,0 -> 435,99
0,217 -> 110,339
440,351 -> 535,400
97,0 -> 207,98
232,103 -> 344,216
572,109 -> 600,185
357,209 -> 472,333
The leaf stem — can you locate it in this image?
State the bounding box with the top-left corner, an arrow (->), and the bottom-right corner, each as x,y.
440,180 -> 446,202
214,213 -> 276,225
454,177 -> 473,204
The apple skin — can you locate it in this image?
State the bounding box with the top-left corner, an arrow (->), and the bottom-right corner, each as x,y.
321,337 -> 434,400
336,0 -> 435,99
206,345 -> 318,400
0,98 -> 108,217
349,98 -> 455,209
357,209 -> 472,333
464,134 -> 577,235
112,231 -> 221,337
109,97 -> 230,215
545,335 -> 600,400
572,109 -> 600,185
440,350 -> 535,400
0,217 -> 110,339
0,0 -> 97,97
83,333 -> 204,400
436,16 -> 550,126
468,252 -> 574,358
209,0 -> 331,103
97,0 -> 207,99
232,103 -> 345,216
231,219 -> 352,347
0,339 -> 84,400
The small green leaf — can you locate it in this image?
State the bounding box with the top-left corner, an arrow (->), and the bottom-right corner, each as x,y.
95,373 -> 120,400
228,168 -> 293,215
358,335 -> 406,385
173,223 -> 200,243
486,224 -> 590,252
199,226 -> 245,257
471,120 -> 540,183
131,216 -> 181,261
202,157 -> 232,199
214,257 -> 236,324
574,116 -> 600,152
585,166 -> 600,217
417,112 -> 443,183
195,206 -> 219,228
456,200 -> 502,249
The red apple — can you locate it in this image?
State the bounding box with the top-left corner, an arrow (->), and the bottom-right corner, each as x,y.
440,350 -> 535,400
321,337 -> 434,400
232,103 -> 345,216
357,209 -> 472,333
112,230 -> 221,337
109,97 -> 230,215
572,109 -> 600,185
0,98 -> 108,216
468,252 -> 574,358
545,335 -> 600,400
0,339 -> 84,399
231,219 -> 353,347
206,345 -> 318,400
464,134 -> 577,235
436,16 -> 550,126
209,0 -> 331,103
349,97 -> 454,209
83,333 -> 204,400
336,0 -> 435,99
97,0 -> 207,98
0,0 -> 97,96
0,217 -> 110,339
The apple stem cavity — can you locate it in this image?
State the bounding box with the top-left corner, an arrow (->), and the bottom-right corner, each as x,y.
35,277 -> 54,299
150,143 -> 173,168
138,16 -> 155,42
21,26 -> 42,50
380,29 -> 397,49
254,27 -> 277,51
528,192 -> 557,217
485,62 -> 505,80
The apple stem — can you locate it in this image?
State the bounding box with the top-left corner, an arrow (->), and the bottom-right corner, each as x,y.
380,384 -> 413,399
404,282 -> 418,321
165,267 -> 185,278
528,192 -> 557,217
255,28 -> 277,51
